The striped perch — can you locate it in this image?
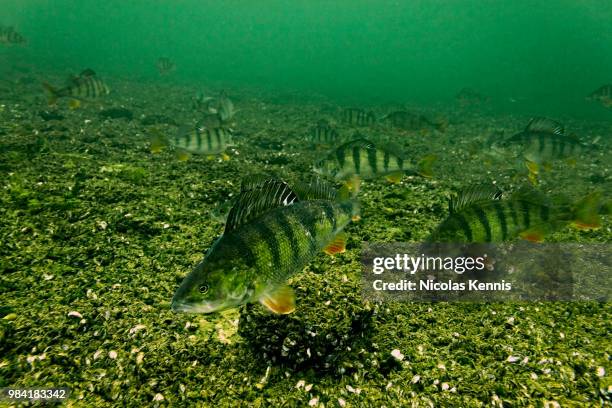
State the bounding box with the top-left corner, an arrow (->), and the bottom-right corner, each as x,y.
150,125 -> 233,161
504,117 -> 587,183
308,123 -> 340,145
587,84 -> 612,107
171,177 -> 359,314
43,69 -> 110,106
0,26 -> 26,45
341,108 -> 376,126
314,138 -> 435,183
428,184 -> 601,243
157,57 -> 175,75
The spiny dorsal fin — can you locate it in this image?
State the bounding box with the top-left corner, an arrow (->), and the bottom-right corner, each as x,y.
238,174 -> 276,192
292,177 -> 337,201
224,178 -> 298,233
79,69 -> 96,78
525,117 -> 564,135
449,184 -> 503,213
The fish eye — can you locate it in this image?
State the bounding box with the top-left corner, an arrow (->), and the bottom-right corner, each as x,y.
199,284 -> 209,294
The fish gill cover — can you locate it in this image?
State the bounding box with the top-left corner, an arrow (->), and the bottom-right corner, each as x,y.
0,1 -> 611,407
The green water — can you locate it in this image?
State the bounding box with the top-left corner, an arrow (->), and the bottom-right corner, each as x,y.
1,2 -> 611,407
4,1 -> 612,111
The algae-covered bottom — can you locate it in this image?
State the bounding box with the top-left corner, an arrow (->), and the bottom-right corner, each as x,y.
0,73 -> 610,407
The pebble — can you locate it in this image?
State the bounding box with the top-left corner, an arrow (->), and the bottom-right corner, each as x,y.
129,324 -> 147,335
390,349 -> 404,361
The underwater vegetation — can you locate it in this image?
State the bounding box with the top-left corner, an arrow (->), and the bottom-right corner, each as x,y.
1,4 -> 611,405
0,67 -> 609,406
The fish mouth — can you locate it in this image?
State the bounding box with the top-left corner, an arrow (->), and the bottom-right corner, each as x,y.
171,300 -> 222,314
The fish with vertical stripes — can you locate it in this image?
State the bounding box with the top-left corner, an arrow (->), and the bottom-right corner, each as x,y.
427,184 -> 601,243
150,125 -> 233,161
171,177 -> 360,314
42,69 -> 110,107
156,57 -> 176,75
381,110 -> 447,132
0,26 -> 26,45
308,122 -> 340,146
341,108 -> 376,126
313,138 -> 436,184
586,84 -> 612,108
499,117 -> 587,183
192,91 -> 236,122
455,87 -> 488,107
217,91 -> 236,122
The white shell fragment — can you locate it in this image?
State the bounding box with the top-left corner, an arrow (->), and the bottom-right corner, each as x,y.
391,349 -> 404,361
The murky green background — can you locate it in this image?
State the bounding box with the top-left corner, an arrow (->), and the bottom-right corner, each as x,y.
3,1 -> 612,115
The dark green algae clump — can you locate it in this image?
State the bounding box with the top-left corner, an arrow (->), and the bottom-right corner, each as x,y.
0,77 -> 611,406
238,269 -> 376,372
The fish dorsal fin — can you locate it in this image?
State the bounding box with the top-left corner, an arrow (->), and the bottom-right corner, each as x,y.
79,69 -> 96,78
224,178 -> 299,233
449,184 -> 503,213
292,177 -> 337,201
525,117 -> 564,135
238,174 -> 278,192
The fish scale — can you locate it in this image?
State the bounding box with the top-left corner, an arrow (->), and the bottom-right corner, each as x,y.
315,138 -> 419,181
430,199 -> 549,242
172,126 -> 232,154
171,177 -> 359,314
226,201 -> 347,285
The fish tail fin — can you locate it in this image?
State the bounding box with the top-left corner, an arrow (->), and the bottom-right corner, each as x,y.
42,82 -> 58,105
570,192 -> 602,230
149,128 -> 168,154
417,154 -> 437,178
